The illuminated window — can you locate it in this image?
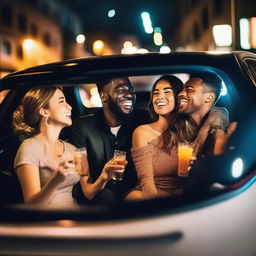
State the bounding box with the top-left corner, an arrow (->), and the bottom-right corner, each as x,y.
250,17 -> 256,49
239,18 -> 250,49
213,25 -> 232,47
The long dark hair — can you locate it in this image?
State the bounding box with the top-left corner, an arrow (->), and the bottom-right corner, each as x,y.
148,75 -> 194,152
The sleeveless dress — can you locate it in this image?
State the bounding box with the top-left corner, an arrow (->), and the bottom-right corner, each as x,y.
131,137 -> 186,197
14,137 -> 80,208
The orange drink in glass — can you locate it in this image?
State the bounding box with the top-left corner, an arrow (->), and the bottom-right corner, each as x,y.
177,143 -> 194,177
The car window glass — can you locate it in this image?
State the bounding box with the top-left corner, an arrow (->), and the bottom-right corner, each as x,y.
244,59 -> 256,87
77,75 -> 190,109
0,68 -> 252,219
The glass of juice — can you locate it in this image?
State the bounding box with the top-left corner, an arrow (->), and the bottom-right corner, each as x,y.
112,150 -> 126,181
177,143 -> 194,177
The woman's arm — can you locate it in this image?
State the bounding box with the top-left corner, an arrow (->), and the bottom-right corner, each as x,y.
132,127 -> 158,197
16,162 -> 68,205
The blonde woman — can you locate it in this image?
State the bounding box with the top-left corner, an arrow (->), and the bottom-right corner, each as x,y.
13,87 -> 126,208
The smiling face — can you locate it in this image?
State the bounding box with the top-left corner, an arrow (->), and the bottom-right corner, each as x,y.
152,79 -> 175,117
178,78 -> 206,115
44,89 -> 72,128
104,77 -> 136,117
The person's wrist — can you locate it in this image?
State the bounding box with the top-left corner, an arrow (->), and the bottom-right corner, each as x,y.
100,171 -> 109,181
80,174 -> 89,177
210,124 -> 224,134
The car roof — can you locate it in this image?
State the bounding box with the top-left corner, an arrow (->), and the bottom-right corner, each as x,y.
0,51 -> 254,91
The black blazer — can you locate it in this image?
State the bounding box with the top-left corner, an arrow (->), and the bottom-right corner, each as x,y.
69,108 -> 150,197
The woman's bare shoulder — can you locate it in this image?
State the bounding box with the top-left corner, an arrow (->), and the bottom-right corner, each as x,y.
133,124 -> 152,135
132,124 -> 156,147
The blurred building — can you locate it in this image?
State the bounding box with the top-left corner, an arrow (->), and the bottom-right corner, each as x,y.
172,0 -> 256,52
0,0 -> 83,78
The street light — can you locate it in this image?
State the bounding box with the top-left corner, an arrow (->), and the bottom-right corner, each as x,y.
141,12 -> 153,34
93,40 -> 104,55
23,39 -> 35,51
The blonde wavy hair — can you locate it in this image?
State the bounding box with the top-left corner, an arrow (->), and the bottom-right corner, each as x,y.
12,87 -> 61,140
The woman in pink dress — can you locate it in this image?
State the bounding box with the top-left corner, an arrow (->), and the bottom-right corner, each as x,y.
13,87 -> 126,208
126,75 -> 195,199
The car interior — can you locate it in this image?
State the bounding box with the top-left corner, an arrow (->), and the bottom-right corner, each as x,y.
0,66 -> 252,219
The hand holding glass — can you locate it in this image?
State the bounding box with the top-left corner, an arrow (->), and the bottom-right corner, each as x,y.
112,150 -> 127,181
73,148 -> 89,176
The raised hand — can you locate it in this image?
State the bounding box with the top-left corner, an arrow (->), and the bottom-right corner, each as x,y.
102,158 -> 128,180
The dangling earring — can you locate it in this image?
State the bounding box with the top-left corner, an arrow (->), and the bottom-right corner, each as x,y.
44,116 -> 49,122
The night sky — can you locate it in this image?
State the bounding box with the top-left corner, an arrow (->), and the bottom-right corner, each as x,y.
58,0 -> 180,48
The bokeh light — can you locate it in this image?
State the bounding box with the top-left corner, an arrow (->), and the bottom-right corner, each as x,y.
93,40 -> 104,55
160,45 -> 171,53
76,34 -> 85,44
23,39 -> 35,51
231,158 -> 243,178
108,9 -> 116,18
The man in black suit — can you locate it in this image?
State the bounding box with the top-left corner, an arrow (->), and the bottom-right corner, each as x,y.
69,77 -> 149,204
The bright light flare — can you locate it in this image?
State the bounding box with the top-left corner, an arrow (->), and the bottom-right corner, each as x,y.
141,12 -> 153,34
121,41 -> 137,54
108,9 -> 116,18
220,81 -> 227,96
239,18 -> 250,49
90,87 -> 98,96
23,39 -> 35,51
123,41 -> 133,48
153,32 -> 163,46
93,40 -> 104,55
137,48 -> 149,53
231,158 -> 243,178
76,34 -> 85,44
160,45 -> 171,53
213,25 -> 232,47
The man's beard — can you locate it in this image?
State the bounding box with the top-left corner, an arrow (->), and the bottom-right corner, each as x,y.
108,97 -> 133,121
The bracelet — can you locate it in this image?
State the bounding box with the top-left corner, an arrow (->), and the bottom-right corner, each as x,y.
210,124 -> 224,134
80,174 -> 89,177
